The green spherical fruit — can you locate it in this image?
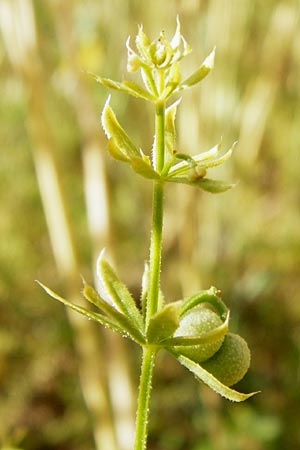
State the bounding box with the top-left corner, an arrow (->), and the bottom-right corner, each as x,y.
174,306 -> 224,363
202,333 -> 251,386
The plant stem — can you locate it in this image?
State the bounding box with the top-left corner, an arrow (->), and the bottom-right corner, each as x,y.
146,100 -> 165,325
134,99 -> 165,449
154,100 -> 165,173
146,181 -> 164,325
133,347 -> 157,450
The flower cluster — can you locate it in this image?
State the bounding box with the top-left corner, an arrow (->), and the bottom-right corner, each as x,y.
89,17 -> 234,192
127,18 -> 191,71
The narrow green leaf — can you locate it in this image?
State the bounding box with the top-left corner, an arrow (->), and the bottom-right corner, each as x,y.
163,62 -> 181,98
166,142 -> 234,186
83,283 -> 145,344
141,66 -> 158,96
98,253 -> 144,332
90,72 -> 154,101
164,98 -> 181,159
167,176 -> 235,193
168,143 -> 220,177
202,147 -> 233,168
180,287 -> 228,320
175,153 -> 196,166
107,138 -> 130,162
88,73 -> 123,90
101,96 -> 140,159
135,25 -> 151,61
147,303 -> 180,344
189,178 -> 236,193
130,156 -> 160,179
126,37 -> 143,72
199,142 -> 236,169
180,47 -> 215,88
192,143 -> 220,162
173,354 -> 258,402
162,313 -> 228,347
168,61 -> 181,86
37,281 -> 124,336
121,80 -> 155,101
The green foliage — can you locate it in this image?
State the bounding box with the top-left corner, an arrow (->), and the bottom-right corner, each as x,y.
37,19 -> 258,450
175,354 -> 255,402
2,1 -> 300,449
40,18 -> 255,409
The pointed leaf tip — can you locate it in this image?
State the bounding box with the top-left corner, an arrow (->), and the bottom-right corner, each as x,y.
180,47 -> 216,89
101,98 -> 140,159
204,46 -> 216,69
97,255 -> 144,332
174,354 -> 259,402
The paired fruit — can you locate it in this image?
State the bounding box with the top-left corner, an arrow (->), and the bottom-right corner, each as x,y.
174,305 -> 224,363
202,333 -> 251,386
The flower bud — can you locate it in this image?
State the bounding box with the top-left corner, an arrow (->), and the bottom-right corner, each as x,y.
149,38 -> 167,67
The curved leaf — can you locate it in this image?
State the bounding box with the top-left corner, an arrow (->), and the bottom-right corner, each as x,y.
37,281 -> 125,337
82,282 -> 145,344
165,98 -> 181,159
141,66 -> 158,96
97,252 -> 144,333
166,176 -> 235,193
180,47 -> 215,88
90,72 -> 154,100
101,96 -> 140,159
135,25 -> 151,61
198,143 -> 236,169
121,80 -> 156,101
162,312 -> 228,347
107,138 -> 130,162
163,62 -> 181,98
168,143 -> 220,177
173,353 -> 259,402
180,287 -> 228,320
130,155 -> 160,179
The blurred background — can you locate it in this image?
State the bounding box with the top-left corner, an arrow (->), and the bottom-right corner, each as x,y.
0,0 -> 300,449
